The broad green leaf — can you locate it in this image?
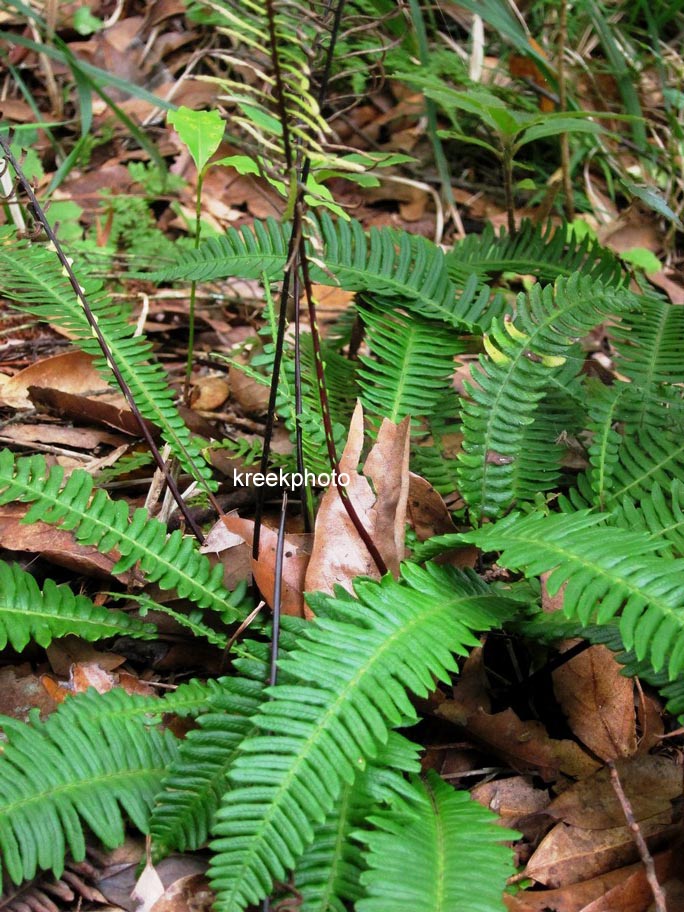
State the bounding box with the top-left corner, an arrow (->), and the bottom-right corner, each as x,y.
517,117 -> 604,148
168,107 -> 225,173
211,154 -> 261,175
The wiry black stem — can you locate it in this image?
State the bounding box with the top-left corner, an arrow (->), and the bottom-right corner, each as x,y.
0,135 -> 206,543
252,212 -> 302,560
264,0 -> 293,172
299,243 -> 387,575
270,490 -> 288,687
292,271 -> 313,531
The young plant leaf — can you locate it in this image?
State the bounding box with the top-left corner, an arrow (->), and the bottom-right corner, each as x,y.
167,106 -> 225,174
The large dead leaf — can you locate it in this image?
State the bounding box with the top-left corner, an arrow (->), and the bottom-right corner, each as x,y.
0,350 -> 110,409
220,513 -> 313,618
0,503 -> 136,581
471,775 -> 550,828
459,706 -> 600,781
406,472 -> 457,540
0,421 -> 123,451
304,402 -> 411,595
546,756 -> 682,829
29,386 -> 154,437
505,852 -> 673,912
553,643 -> 637,760
525,815 -> 675,888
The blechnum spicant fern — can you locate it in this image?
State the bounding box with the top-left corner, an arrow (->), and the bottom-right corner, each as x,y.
3,0 -> 684,907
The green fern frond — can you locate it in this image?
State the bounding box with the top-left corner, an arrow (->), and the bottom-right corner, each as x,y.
0,560 -> 154,650
200,0 -> 329,184
0,229 -> 214,487
612,482 -> 684,557
296,734 -> 420,912
146,214 -> 479,330
150,638 -> 272,856
0,689 -> 178,890
0,450 -> 243,619
356,771 -> 514,912
611,295 -> 684,428
603,427 -> 684,506
208,563 -> 515,912
357,305 -> 464,431
144,217 -> 290,283
466,510 -> 684,678
583,381 -> 627,508
457,275 -> 633,519
511,380 -> 584,502
448,220 -> 625,287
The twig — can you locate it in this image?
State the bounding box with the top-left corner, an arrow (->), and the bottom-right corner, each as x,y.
607,759 -> 667,912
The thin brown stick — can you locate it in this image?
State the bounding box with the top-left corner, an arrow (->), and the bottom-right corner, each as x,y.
607,759 -> 667,912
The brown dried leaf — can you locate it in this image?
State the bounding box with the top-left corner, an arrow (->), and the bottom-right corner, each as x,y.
553,644 -> 637,760
29,386 -> 149,437
471,775 -> 550,827
190,375 -> 230,411
505,852 -> 672,912
222,513 -> 313,618
304,402 -> 410,595
0,504 -> 135,581
0,350 -> 110,409
0,665 -> 59,721
41,661 -> 157,704
525,815 -> 674,888
0,422 -> 123,450
547,756 -> 682,829
150,874 -> 214,912
581,851 -> 675,912
406,472 -> 457,540
439,703 -> 599,781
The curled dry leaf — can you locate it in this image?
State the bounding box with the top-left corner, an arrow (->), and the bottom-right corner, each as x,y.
41,661 -> 157,704
455,706 -> 600,782
304,401 -> 411,595
471,775 -> 550,829
406,472 -> 457,540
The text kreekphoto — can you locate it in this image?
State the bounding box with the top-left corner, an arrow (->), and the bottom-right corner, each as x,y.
232,467 -> 351,489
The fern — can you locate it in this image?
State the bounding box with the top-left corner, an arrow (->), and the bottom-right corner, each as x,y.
0,561 -> 154,650
148,632 -> 302,857
582,381 -> 627,508
466,510 -> 684,678
0,689 -> 178,890
296,734 -> 421,912
612,481 -> 684,557
356,771 -> 514,912
208,563 -> 515,911
457,274 -> 634,518
0,450 -> 243,618
357,304 -> 465,432
0,229 -> 214,487
448,219 -> 625,288
596,426 -> 684,508
611,294 -> 684,428
147,214 -> 487,330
